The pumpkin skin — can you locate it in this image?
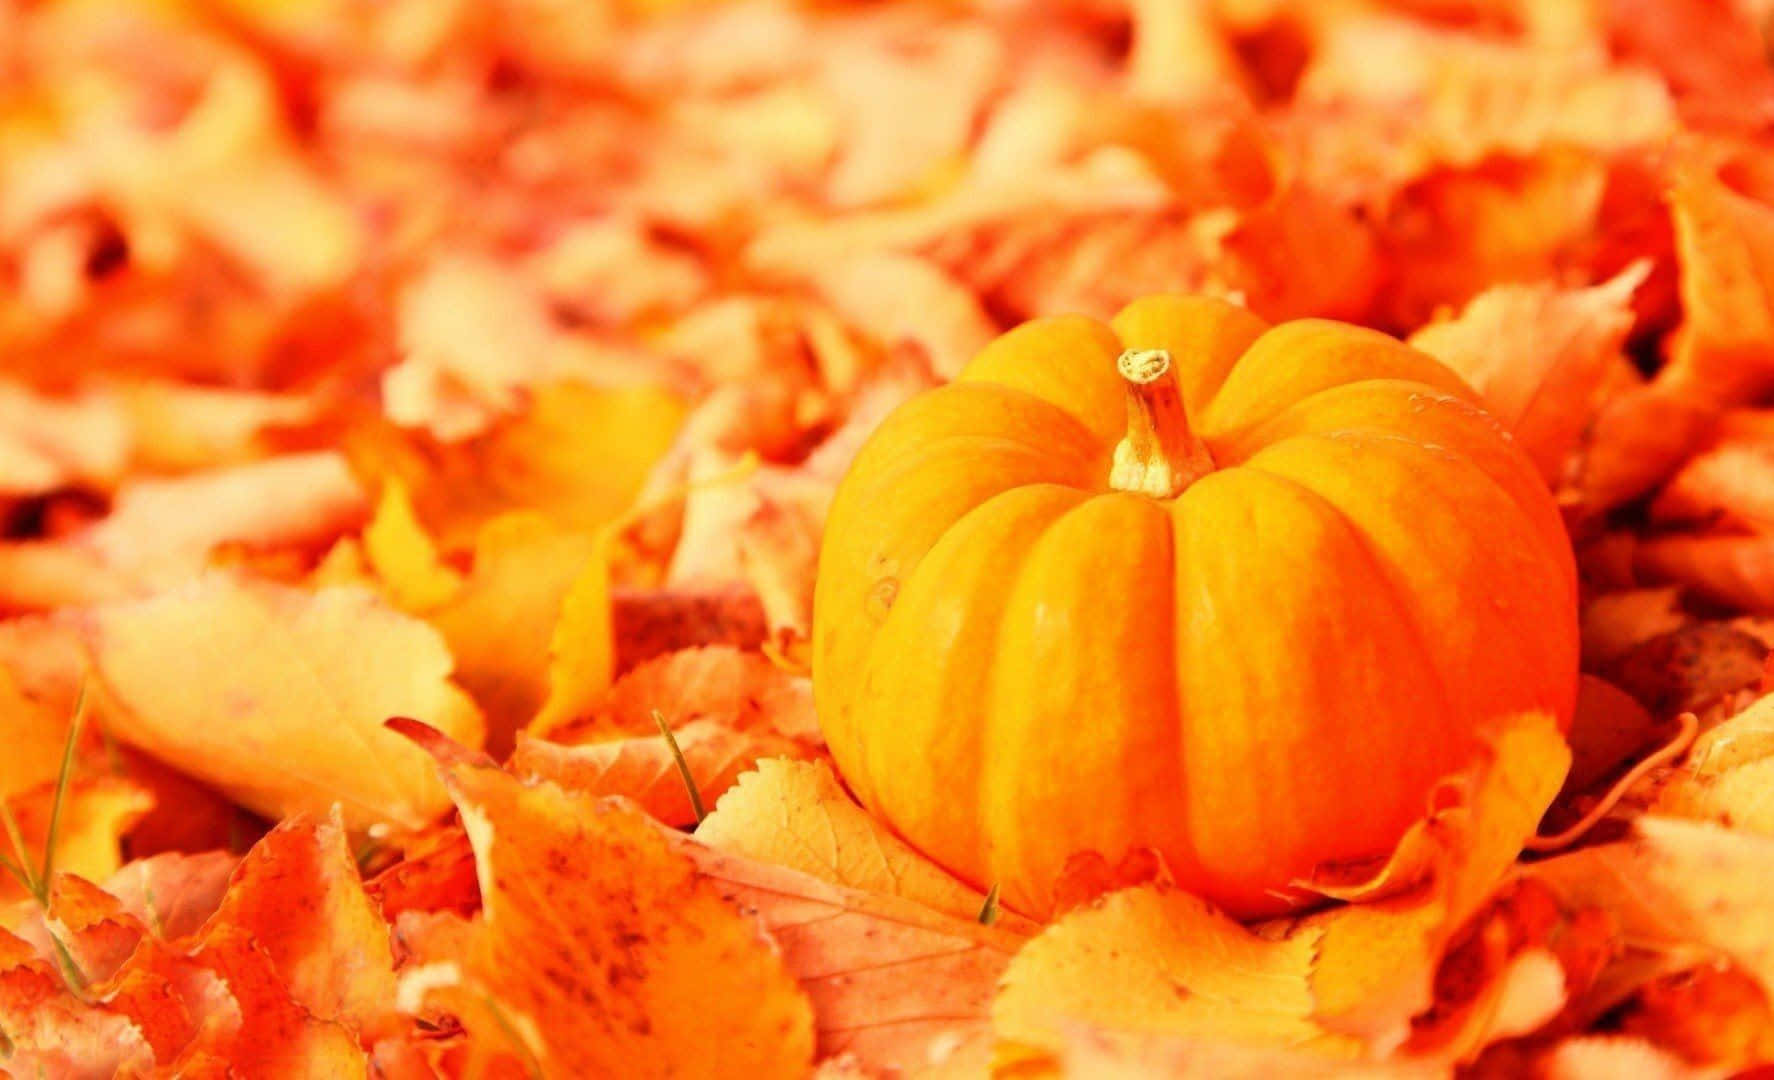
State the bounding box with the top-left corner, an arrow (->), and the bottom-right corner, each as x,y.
812,295 -> 1578,921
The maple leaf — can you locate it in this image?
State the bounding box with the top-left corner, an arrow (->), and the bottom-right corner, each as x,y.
83,572 -> 485,830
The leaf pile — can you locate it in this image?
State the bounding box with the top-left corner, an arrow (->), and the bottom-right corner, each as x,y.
2,0 -> 1774,1075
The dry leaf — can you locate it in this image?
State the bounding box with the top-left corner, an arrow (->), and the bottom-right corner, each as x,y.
201,811 -> 397,1037
694,758 -> 1000,926
85,572 -> 484,829
533,645 -> 818,746
1533,817 -> 1774,997
1409,262 -> 1647,486
1662,164 -> 1774,406
0,452 -> 367,610
401,738 -> 817,1078
512,723 -> 814,828
994,884 -> 1346,1058
424,514 -> 600,754
1305,711 -> 1570,1043
683,837 -> 1026,1072
1653,692 -> 1774,833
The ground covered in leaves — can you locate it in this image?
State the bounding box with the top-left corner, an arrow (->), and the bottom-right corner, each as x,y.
2,0 -> 1774,1076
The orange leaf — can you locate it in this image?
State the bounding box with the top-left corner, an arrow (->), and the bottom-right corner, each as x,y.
1662,165 -> 1774,406
1409,262 -> 1647,487
511,722 -> 814,828
532,644 -> 818,745
403,748 -> 816,1078
200,812 -> 398,1039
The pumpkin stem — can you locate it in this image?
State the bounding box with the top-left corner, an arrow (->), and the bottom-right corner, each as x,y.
1109,348 -> 1214,498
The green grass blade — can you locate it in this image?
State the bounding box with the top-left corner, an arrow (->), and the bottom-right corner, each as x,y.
0,804 -> 39,901
651,709 -> 706,824
39,682 -> 88,888
978,883 -> 1001,926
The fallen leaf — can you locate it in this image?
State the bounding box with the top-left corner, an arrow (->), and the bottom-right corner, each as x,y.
350,380 -> 685,550
1661,164 -> 1774,406
1409,262 -> 1647,486
400,743 -> 817,1078
1581,587 -> 1692,670
683,836 -> 1026,1072
1565,674 -> 1663,794
1533,1034 -> 1699,1079
85,572 -> 484,830
0,452 -> 368,609
1616,963 -> 1774,1066
0,926 -> 155,1075
1,776 -> 154,907
424,514 -> 600,754
1603,622 -> 1768,717
610,585 -> 768,672
694,758 -> 998,926
1650,439 -> 1774,534
361,477 -> 463,613
1305,711 -> 1571,1043
102,850 -> 239,942
994,884 -> 1345,1058
533,644 -> 818,746
1653,692 -> 1774,834
1533,817 -> 1774,997
0,664 -> 72,802
807,252 -> 996,379
200,811 -> 397,1038
513,724 -> 814,828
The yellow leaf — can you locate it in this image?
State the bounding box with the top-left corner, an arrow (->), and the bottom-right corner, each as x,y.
408,753 -> 815,1079
1306,712 -> 1571,1040
994,884 -> 1345,1057
531,525 -> 618,736
356,380 -> 685,550
0,777 -> 153,911
426,514 -> 598,754
362,476 -> 462,612
0,666 -> 69,803
84,573 -> 484,830
695,758 -> 1003,927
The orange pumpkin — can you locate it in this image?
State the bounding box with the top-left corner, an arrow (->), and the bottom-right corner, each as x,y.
812,295 -> 1578,920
